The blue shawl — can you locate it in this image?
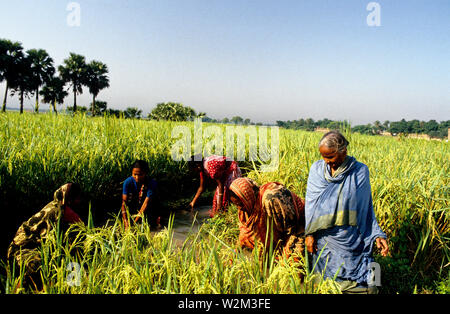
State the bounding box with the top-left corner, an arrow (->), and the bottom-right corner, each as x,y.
305,156 -> 386,284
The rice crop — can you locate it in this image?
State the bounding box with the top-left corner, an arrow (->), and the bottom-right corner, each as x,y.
0,112 -> 448,294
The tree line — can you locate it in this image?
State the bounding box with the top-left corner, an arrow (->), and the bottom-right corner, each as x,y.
276,118 -> 351,132
0,38 -> 109,115
352,119 -> 450,139
277,118 -> 450,139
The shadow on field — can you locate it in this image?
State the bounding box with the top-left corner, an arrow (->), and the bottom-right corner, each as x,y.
0,158 -> 256,259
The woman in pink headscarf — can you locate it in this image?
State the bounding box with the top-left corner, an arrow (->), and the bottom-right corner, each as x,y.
189,154 -> 242,217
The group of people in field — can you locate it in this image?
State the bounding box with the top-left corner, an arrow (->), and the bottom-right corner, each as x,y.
7,130 -> 389,293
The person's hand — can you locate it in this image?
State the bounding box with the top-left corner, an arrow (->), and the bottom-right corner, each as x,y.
376,237 -> 389,257
189,200 -> 196,210
305,235 -> 316,254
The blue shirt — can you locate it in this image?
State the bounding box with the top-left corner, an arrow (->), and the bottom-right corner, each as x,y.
122,177 -> 157,199
123,177 -> 158,213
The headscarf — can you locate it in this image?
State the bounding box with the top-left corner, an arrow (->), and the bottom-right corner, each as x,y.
7,183 -> 81,273
229,177 -> 259,213
54,183 -> 74,207
229,178 -> 262,248
230,178 -> 305,254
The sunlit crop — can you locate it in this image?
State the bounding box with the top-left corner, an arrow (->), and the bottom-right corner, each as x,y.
0,112 -> 448,294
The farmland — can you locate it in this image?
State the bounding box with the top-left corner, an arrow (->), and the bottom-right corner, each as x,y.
0,112 -> 448,294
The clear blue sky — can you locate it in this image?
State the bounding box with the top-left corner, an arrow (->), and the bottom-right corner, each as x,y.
1,0 -> 449,124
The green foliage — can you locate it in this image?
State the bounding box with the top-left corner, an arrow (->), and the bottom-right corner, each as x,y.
123,107 -> 142,119
277,118 -> 351,132
1,207 -> 342,294
89,100 -> 108,117
26,48 -> 55,113
0,113 -> 448,294
85,60 -> 109,116
148,102 -> 196,121
353,118 -> 450,139
0,39 -> 25,112
39,76 -> 68,114
58,53 -> 88,112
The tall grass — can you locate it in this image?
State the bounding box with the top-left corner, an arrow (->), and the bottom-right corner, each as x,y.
1,206 -> 340,294
0,112 -> 448,293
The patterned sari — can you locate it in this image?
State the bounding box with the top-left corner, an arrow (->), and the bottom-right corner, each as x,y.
202,155 -> 242,217
229,178 -> 305,258
7,183 -> 82,276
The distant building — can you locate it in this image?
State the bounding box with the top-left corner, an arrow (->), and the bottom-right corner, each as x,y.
315,127 -> 330,133
408,133 -> 431,140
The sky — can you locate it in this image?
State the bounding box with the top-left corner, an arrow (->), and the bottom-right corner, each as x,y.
0,0 -> 449,125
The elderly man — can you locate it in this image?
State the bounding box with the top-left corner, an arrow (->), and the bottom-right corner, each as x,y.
305,131 -> 389,293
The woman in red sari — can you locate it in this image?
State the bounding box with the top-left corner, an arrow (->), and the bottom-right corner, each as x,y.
189,154 -> 242,217
229,177 -> 305,259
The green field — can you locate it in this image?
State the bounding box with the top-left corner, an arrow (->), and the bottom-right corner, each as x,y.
0,112 -> 448,294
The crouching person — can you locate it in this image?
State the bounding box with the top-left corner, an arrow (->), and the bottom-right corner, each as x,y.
7,182 -> 83,290
121,160 -> 160,229
229,178 -> 306,260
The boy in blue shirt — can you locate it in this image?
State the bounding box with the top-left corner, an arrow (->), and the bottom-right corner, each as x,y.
121,160 -> 158,229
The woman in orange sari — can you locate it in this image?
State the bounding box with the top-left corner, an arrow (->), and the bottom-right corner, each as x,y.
229,177 -> 305,258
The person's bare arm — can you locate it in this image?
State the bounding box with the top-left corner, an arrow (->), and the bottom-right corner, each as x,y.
121,194 -> 129,229
189,174 -> 205,209
305,235 -> 316,254
376,237 -> 389,257
134,197 -> 150,222
216,179 -> 224,211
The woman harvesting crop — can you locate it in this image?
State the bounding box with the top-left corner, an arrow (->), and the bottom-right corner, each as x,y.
188,154 -> 242,217
7,182 -> 83,288
121,160 -> 159,229
304,131 -> 389,294
229,177 -> 305,259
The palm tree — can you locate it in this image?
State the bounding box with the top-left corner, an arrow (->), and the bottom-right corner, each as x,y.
85,60 -> 109,116
40,76 -> 68,115
59,53 -> 87,113
0,40 -> 5,88
0,39 -> 24,112
27,49 -> 55,113
9,54 -> 34,114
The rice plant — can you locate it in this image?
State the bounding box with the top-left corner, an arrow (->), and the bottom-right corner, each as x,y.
0,112 -> 448,293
